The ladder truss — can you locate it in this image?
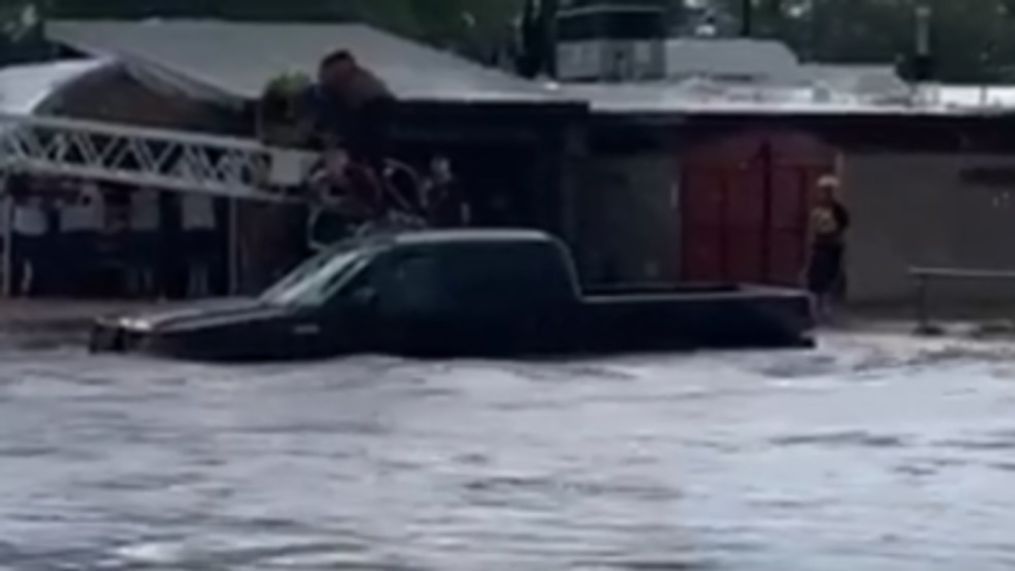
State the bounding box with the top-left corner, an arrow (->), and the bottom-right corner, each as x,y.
0,112 -> 317,202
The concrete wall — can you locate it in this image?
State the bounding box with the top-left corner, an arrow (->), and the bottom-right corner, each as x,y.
573,153 -> 681,284
844,152 -> 1015,304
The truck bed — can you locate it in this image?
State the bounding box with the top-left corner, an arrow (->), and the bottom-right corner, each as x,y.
583,282 -> 740,297
578,284 -> 814,351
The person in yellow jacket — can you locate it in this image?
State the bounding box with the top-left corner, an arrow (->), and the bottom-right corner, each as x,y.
806,175 -> 851,321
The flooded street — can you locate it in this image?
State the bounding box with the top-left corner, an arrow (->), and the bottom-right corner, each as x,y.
3,331 -> 1015,570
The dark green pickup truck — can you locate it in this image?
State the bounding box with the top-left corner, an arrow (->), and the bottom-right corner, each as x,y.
91,229 -> 814,361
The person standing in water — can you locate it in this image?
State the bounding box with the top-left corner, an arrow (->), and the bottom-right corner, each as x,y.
806,175 -> 850,322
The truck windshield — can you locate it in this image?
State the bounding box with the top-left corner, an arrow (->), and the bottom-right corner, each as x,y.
261,249 -> 364,307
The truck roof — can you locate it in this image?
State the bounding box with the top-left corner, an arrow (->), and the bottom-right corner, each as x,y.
391,229 -> 555,246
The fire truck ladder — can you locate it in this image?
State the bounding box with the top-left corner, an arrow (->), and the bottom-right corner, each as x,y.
0,112 -> 320,296
0,112 -> 317,201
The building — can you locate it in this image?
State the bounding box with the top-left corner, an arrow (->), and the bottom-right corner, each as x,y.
7,19 -> 1015,308
556,1 -> 668,82
0,19 -> 585,296
559,78 -> 1015,306
0,57 -> 230,298
550,11 -> 1015,306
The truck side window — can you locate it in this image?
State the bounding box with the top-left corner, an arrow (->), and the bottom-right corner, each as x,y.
381,254 -> 447,313
443,246 -> 566,309
341,262 -> 379,306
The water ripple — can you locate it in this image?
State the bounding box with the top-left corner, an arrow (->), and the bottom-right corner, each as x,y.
1,332 -> 1014,568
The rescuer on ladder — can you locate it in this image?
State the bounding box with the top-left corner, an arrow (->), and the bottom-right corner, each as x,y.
306,51 -> 395,190
301,50 -> 426,248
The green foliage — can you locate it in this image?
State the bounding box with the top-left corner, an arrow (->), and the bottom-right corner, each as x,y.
264,71 -> 312,97
710,0 -> 1015,81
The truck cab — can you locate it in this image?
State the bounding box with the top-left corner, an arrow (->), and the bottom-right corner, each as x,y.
261,230 -> 581,357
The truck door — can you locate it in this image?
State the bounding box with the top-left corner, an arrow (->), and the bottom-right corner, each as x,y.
439,245 -> 565,354
374,252 -> 452,355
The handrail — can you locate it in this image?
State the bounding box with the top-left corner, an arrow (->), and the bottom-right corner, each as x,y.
909,266 -> 1015,334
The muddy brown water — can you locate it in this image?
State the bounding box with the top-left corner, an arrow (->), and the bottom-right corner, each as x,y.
1,330 -> 1015,570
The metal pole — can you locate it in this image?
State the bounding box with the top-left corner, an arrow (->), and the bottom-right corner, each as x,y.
913,4 -> 934,82
916,5 -> 931,59
718,170 -> 730,281
1,183 -> 12,298
914,273 -> 936,335
540,0 -> 560,78
916,275 -> 927,331
797,167 -> 810,277
228,198 -> 239,295
678,168 -> 690,278
741,0 -> 753,37
759,142 -> 774,282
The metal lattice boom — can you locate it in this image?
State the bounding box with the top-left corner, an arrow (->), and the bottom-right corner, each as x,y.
0,112 -> 318,201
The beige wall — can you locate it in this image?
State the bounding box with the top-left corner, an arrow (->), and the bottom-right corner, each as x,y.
844,152 -> 1015,304
574,153 -> 681,284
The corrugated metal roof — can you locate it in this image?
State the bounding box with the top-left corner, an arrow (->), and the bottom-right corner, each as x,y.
554,80 -> 1015,116
46,20 -> 566,105
0,58 -> 109,113
936,85 -> 1015,108
799,64 -> 909,98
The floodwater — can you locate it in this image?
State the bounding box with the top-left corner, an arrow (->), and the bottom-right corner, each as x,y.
2,330 -> 1015,570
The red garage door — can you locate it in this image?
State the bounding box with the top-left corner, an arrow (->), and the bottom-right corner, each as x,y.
681,132 -> 838,286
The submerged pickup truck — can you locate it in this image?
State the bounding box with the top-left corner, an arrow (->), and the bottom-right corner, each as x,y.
91,230 -> 814,360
